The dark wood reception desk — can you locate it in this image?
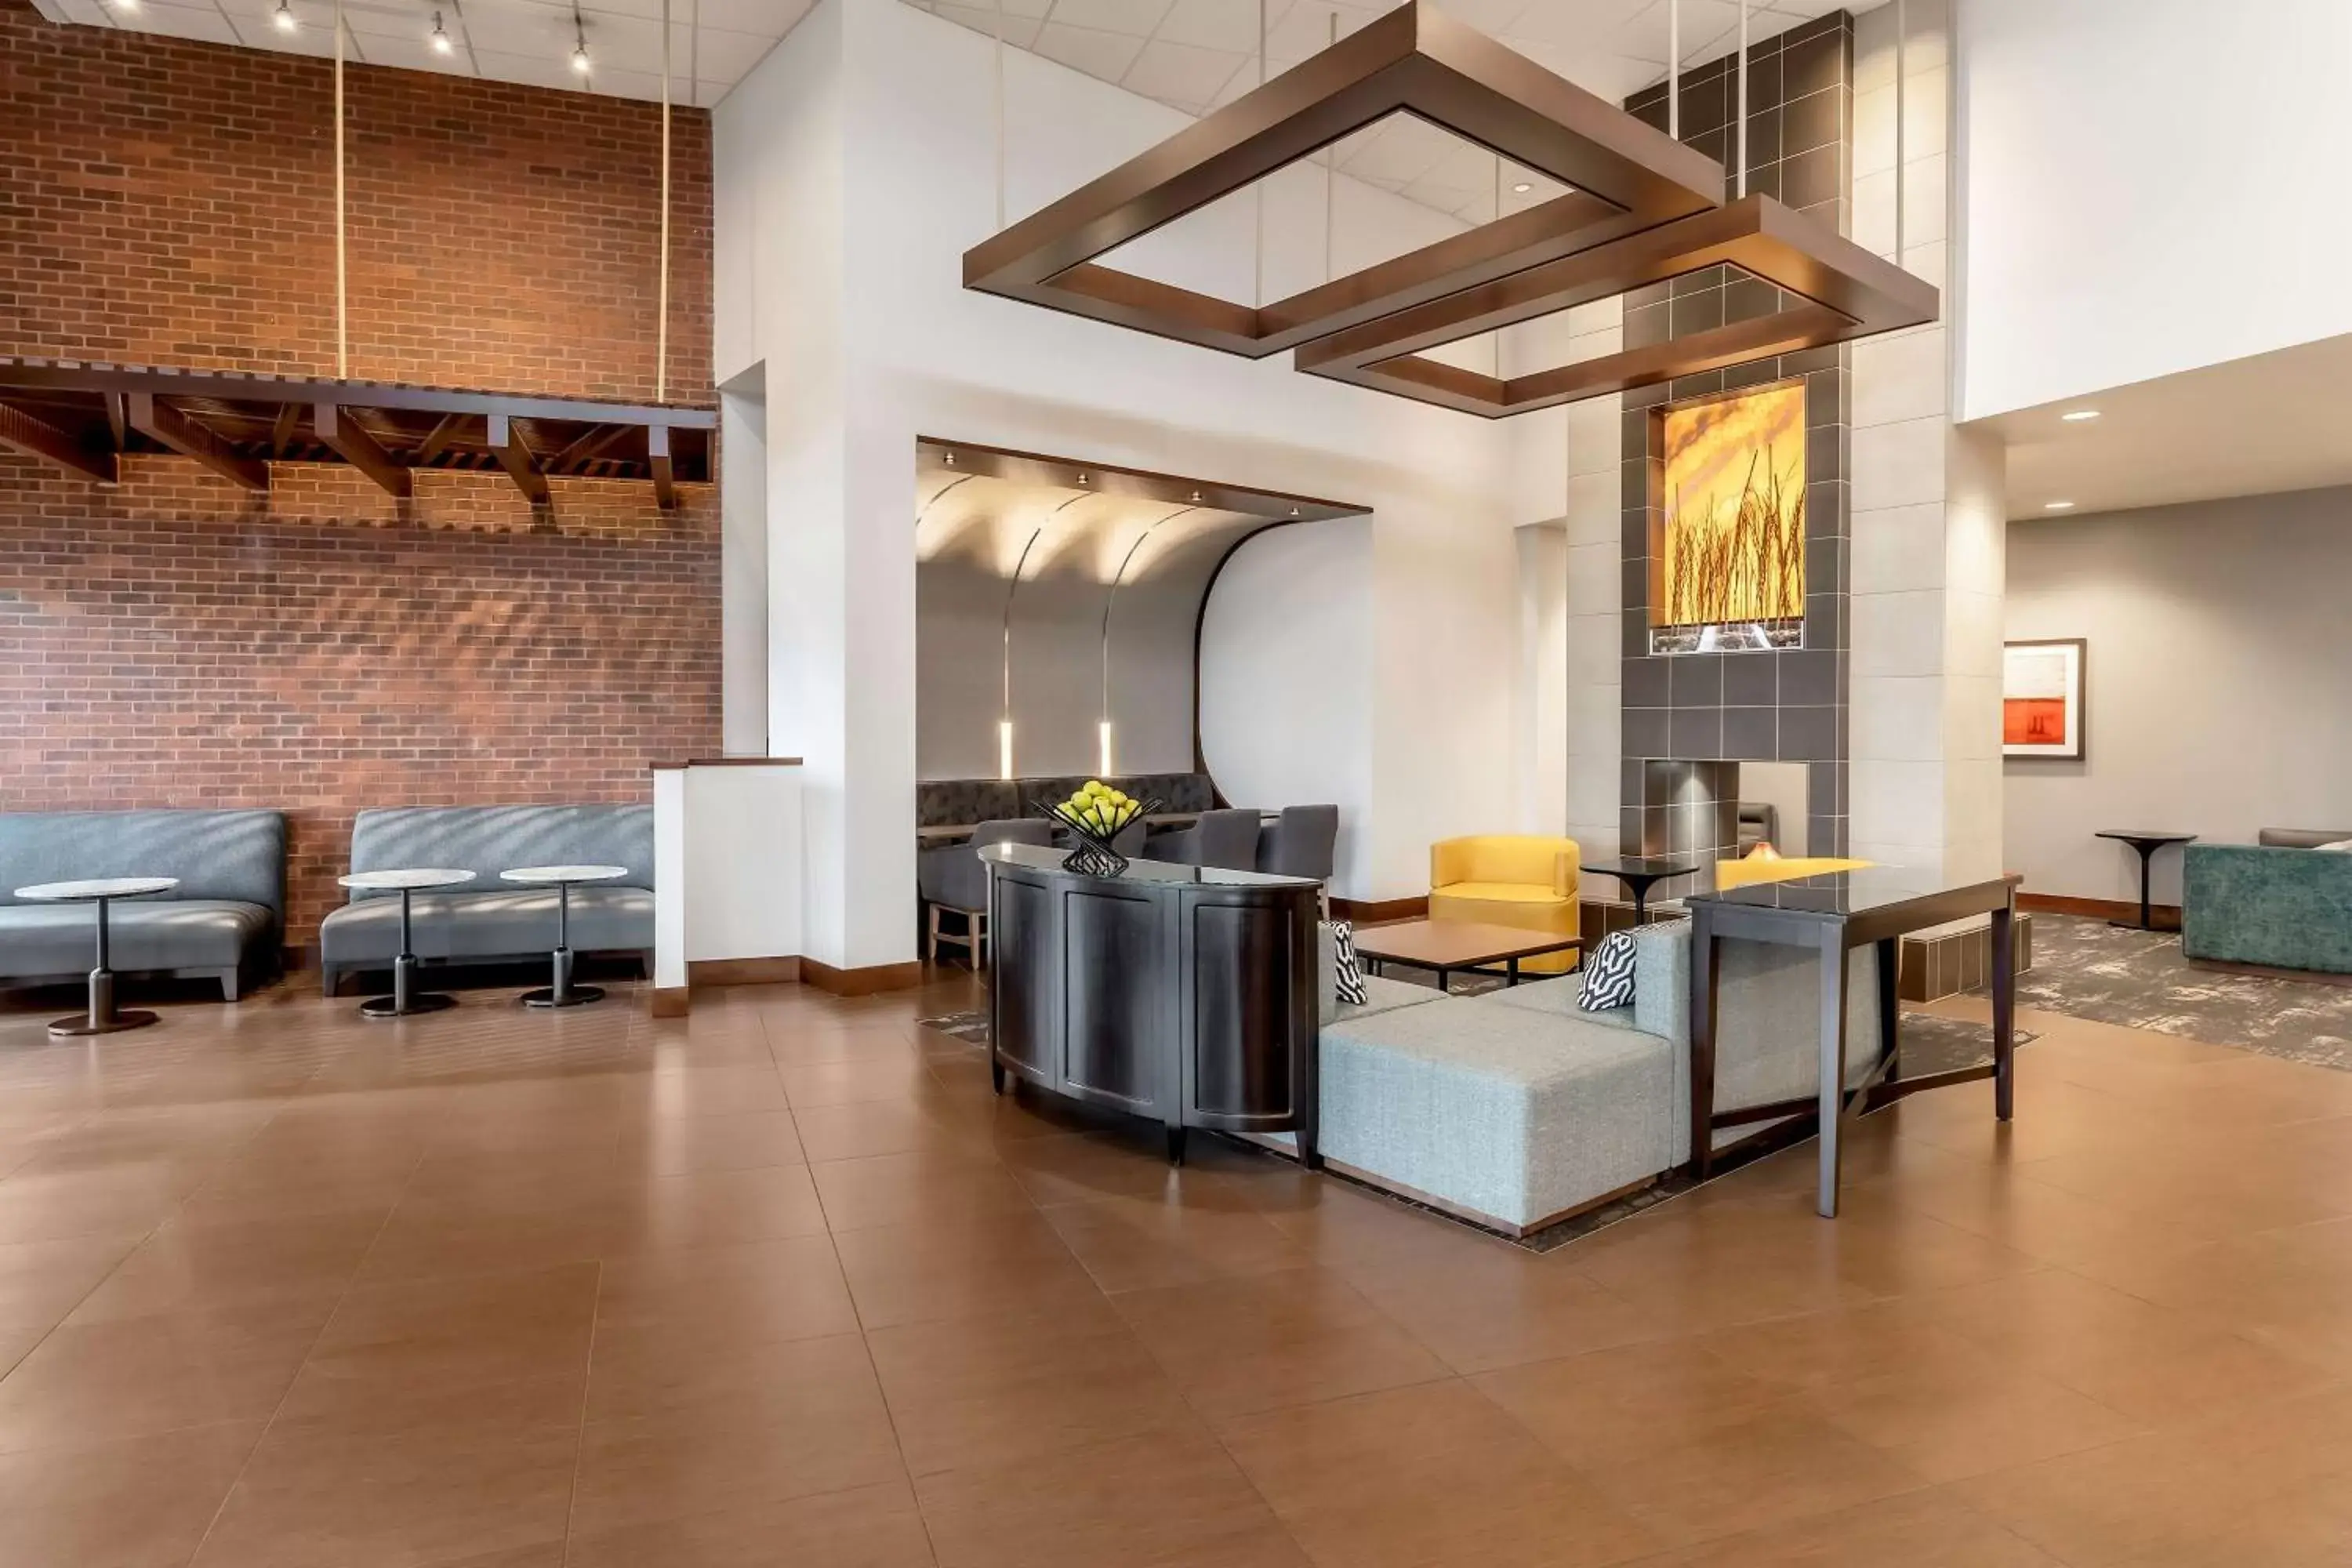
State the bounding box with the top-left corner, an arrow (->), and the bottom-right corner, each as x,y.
978,841 -> 1321,1166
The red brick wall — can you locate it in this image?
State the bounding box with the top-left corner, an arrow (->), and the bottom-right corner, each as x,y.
0,1 -> 720,946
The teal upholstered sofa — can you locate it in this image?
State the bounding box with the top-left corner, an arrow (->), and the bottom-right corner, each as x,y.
2182,834 -> 2352,975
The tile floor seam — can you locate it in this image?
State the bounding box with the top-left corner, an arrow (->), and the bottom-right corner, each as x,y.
179,1150 -> 418,1568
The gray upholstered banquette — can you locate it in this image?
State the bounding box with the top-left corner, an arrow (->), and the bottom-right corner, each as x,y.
0,809 -> 287,1000
318,804 -> 654,996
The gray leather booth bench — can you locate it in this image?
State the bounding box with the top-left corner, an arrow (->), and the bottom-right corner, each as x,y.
0,809 -> 287,1000
319,804 -> 655,996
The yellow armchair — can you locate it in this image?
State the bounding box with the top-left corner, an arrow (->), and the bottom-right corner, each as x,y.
1428,836 -> 1581,974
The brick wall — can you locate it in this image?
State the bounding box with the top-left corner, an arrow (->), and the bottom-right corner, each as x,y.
0,0 -> 720,946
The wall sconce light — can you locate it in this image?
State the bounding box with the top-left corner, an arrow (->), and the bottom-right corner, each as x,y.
998,718 -> 1015,782
1098,719 -> 1113,779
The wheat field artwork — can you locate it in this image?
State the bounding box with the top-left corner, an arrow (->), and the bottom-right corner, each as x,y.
1656,381 -> 1806,637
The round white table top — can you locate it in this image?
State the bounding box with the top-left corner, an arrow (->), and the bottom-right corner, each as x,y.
338,869 -> 477,892
14,877 -> 180,902
501,864 -> 630,886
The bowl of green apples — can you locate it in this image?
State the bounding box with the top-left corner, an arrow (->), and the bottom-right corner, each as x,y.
1034,779 -> 1162,878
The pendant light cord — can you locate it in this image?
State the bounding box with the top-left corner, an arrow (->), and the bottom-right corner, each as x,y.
658,0 -> 672,402
334,0 -> 347,378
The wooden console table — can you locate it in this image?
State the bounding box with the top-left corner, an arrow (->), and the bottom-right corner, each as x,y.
1685,868 -> 2022,1217
980,841 -> 1322,1165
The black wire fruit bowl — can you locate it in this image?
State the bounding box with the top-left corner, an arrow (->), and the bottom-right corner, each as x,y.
1033,791 -> 1164,878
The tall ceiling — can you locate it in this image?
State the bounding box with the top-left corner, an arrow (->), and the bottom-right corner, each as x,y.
31,0 -> 814,105
36,0 -> 1878,143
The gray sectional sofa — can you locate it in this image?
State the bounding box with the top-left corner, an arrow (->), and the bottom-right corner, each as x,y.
319,804 -> 654,996
0,809 -> 287,1000
1312,921 -> 1882,1235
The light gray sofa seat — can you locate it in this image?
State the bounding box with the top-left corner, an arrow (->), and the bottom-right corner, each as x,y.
1319,996 -> 1676,1232
0,808 -> 286,1000
318,804 -> 653,994
1312,922 -> 1885,1232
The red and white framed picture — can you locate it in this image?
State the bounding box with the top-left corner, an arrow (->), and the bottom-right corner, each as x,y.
2002,639 -> 2086,760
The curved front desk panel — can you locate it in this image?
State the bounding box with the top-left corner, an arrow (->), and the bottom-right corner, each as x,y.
980,841 -> 1320,1166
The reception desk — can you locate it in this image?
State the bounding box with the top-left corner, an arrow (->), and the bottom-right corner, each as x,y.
979,841 -> 1321,1166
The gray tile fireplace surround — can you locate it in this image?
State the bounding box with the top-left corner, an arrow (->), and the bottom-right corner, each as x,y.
1617,9 -> 1856,874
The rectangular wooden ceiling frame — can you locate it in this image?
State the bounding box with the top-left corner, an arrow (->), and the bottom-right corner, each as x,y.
1292,195 -> 1940,416
962,0 -> 1725,359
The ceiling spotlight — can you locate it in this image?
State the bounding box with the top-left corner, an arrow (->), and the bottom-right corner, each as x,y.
430,10 -> 452,51
2043,499 -> 2076,511
272,0 -> 296,31
2060,408 -> 2101,422
570,9 -> 590,72
1511,181 -> 1532,193
115,0 -> 140,11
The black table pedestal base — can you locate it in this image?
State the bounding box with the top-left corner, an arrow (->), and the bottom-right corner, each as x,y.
359,945 -> 456,1020
49,967 -> 158,1038
521,938 -> 601,1009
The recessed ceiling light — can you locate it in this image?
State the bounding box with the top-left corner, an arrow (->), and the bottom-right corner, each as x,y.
2043,499 -> 2076,511
430,10 -> 452,52
272,0 -> 296,31
2060,408 -> 2100,422
1510,181 -> 1532,194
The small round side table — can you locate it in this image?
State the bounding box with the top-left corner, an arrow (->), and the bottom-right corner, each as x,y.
502,865 -> 628,1008
337,869 -> 476,1019
2095,829 -> 2198,931
14,877 -> 180,1037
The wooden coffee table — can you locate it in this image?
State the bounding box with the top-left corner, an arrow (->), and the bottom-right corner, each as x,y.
1350,920 -> 1581,994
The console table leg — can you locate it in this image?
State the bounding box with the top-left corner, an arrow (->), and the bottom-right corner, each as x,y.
1991,899 -> 2017,1122
1816,931 -> 1850,1219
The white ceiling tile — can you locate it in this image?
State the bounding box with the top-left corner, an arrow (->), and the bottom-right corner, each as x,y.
1031,19 -> 1145,80
1120,36 -> 1245,104
1427,0 -> 1525,34
935,3 -> 1044,47
1149,0 -> 1260,55
680,0 -> 805,34
124,1 -> 244,44
1041,0 -> 1169,39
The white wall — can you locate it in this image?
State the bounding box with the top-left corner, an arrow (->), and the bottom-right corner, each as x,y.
1958,0 -> 2352,420
2005,487 -> 2352,906
716,0 -> 1522,954
1511,523 -> 1567,837
1200,519 -> 1377,891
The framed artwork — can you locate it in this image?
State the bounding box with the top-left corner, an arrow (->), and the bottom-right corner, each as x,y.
2003,639 -> 2086,760
1648,379 -> 1807,654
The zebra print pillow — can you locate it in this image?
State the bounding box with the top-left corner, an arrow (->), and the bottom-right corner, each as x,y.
1578,929 -> 1639,1011
1323,920 -> 1369,1006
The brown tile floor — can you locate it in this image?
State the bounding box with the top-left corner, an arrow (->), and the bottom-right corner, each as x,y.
0,972 -> 2348,1566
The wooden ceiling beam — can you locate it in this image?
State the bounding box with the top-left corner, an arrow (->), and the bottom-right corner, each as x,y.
0,400 -> 118,484
486,412 -> 549,503
270,402 -> 300,458
126,393 -> 269,489
414,412 -> 467,466
648,423 -> 677,510
552,422 -> 630,475
314,402 -> 411,497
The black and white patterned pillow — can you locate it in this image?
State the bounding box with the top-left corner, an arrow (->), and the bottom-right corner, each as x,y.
1324,920 -> 1368,1006
1578,929 -> 1639,1011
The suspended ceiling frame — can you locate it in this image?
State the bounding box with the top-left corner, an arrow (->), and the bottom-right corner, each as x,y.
1294,194 -> 1939,417
961,0 -> 1725,361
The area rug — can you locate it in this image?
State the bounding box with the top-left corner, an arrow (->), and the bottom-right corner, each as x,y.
1991,913 -> 2352,1071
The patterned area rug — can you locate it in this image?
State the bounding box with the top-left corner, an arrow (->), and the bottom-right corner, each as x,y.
1992,913 -> 2352,1070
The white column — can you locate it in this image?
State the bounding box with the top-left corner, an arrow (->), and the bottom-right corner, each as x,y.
719,373 -> 770,757
1848,0 -> 2003,884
